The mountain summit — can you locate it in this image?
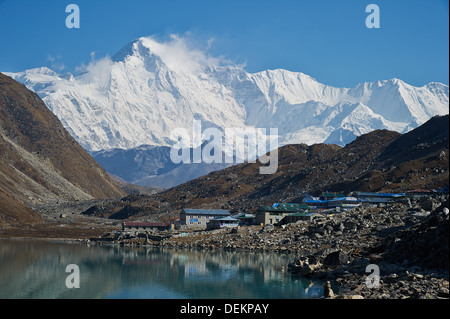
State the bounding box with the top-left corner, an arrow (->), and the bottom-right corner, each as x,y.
5,36 -> 449,154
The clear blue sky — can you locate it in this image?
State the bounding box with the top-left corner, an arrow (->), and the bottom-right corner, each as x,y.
0,0 -> 448,87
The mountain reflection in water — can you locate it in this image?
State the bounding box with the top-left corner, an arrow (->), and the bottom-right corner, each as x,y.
0,239 -> 324,299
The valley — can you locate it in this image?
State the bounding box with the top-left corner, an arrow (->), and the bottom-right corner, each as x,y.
0,42 -> 448,299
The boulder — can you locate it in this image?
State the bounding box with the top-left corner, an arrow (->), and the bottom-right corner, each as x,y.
419,197 -> 440,211
288,257 -> 322,277
324,250 -> 353,266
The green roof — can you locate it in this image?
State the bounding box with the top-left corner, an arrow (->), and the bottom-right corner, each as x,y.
234,213 -> 254,219
257,204 -> 309,213
321,192 -> 345,198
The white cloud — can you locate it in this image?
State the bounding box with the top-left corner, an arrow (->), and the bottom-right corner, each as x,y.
206,37 -> 215,51
72,33 -> 244,84
139,34 -> 234,74
46,55 -> 66,71
75,54 -> 114,87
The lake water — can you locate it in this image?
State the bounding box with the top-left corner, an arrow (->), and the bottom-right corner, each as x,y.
0,239 -> 326,299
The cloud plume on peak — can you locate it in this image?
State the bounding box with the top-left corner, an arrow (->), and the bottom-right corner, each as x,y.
135,34 -> 237,74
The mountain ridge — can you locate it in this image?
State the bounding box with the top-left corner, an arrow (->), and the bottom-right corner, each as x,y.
4,36 -> 448,188
4,36 -> 448,154
0,73 -> 125,227
80,115 -> 449,223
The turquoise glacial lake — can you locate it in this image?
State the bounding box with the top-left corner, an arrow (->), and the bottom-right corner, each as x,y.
0,239 -> 325,299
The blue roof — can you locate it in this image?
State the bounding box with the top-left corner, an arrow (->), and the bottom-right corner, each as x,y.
352,191 -> 378,196
372,193 -> 401,197
273,203 -> 301,207
328,197 -> 361,202
353,191 -> 400,197
303,199 -> 328,204
183,209 -> 230,216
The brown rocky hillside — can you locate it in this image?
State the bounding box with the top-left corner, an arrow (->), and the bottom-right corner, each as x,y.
0,73 -> 125,227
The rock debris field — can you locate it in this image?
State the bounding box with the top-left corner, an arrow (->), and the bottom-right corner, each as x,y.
94,195 -> 449,299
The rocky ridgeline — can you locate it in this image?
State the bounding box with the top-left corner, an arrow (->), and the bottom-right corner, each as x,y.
96,195 -> 449,299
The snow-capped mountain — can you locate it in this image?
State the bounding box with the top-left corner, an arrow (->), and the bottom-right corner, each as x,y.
5,36 -> 448,154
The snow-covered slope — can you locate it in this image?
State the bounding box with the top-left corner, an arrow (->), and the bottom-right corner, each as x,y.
4,36 -> 449,155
